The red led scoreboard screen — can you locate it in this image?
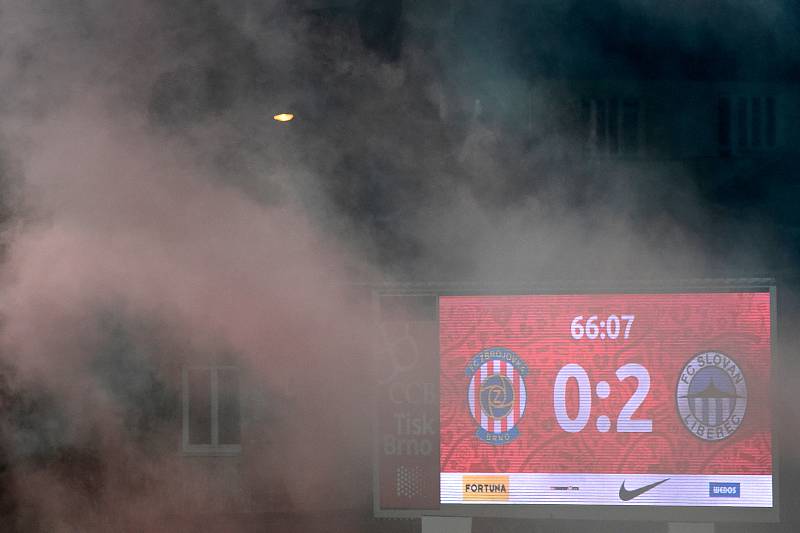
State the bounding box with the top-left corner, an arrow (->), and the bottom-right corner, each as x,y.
439,289 -> 776,516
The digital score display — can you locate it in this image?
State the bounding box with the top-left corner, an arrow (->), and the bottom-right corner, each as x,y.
439,291 -> 775,512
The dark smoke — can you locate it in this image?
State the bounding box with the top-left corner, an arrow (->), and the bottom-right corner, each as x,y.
0,1 -> 798,532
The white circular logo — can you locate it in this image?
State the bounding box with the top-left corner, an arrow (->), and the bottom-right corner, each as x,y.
676,351 -> 747,441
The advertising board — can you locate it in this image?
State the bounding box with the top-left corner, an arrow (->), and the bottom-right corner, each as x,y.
374,293 -> 440,514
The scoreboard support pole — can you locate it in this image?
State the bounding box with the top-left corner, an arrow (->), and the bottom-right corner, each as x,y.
421,516 -> 472,533
668,523 -> 714,533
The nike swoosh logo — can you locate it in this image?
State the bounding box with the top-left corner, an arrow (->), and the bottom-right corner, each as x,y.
619,478 -> 670,501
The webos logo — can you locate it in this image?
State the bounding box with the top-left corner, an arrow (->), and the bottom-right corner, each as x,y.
463,476 -> 510,501
709,482 -> 740,498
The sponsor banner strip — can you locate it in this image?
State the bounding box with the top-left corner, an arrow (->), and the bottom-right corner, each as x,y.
441,473 -> 772,507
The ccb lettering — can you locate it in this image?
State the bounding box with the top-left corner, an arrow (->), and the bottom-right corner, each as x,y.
390,382 -> 435,404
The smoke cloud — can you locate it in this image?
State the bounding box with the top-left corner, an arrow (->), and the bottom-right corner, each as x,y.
0,0 -> 797,532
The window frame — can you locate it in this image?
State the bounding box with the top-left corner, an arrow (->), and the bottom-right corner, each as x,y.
181,365 -> 242,456
718,94 -> 778,156
581,95 -> 643,158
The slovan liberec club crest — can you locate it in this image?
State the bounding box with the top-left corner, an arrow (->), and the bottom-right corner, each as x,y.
676,351 -> 748,442
466,347 -> 529,445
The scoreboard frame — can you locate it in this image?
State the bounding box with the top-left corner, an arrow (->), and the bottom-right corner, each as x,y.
372,279 -> 779,522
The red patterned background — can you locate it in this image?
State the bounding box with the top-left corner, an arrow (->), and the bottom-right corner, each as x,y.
440,292 -> 772,475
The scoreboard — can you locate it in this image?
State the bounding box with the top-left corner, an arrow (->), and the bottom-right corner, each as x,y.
374,283 -> 778,522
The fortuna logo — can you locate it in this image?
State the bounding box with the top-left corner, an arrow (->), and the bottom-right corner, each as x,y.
463,476 -> 510,501
676,351 -> 748,441
464,483 -> 507,494
466,348 -> 528,445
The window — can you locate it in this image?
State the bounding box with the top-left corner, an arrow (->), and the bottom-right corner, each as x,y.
182,366 -> 241,455
718,95 -> 777,156
580,97 -> 642,156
